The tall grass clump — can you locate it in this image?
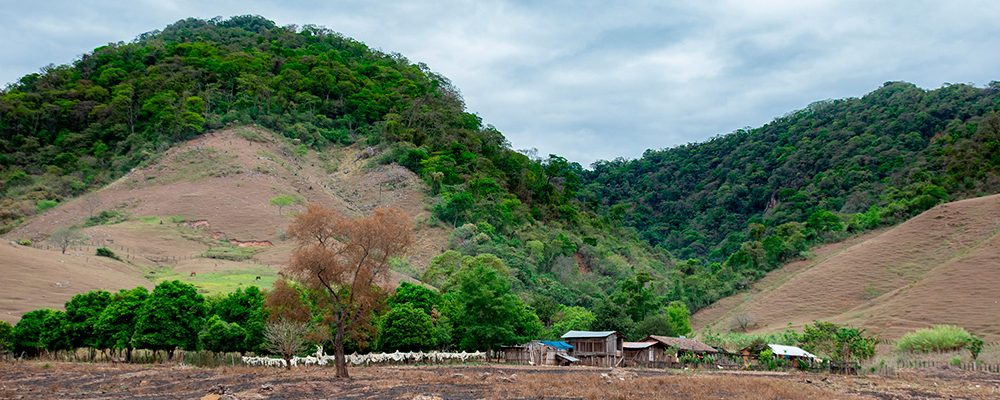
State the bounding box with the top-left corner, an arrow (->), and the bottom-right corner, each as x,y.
895,325 -> 974,353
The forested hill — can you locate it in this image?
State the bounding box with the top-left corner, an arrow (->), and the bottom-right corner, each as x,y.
0,16 -> 673,322
582,81 -> 1000,307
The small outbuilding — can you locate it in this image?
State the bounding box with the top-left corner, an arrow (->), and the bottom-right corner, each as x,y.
641,335 -> 719,366
767,344 -> 818,365
561,330 -> 622,367
498,340 -> 578,366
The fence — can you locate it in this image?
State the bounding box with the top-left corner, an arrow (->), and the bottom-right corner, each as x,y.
26,241 -> 274,266
21,348 -> 246,368
865,359 -> 1000,377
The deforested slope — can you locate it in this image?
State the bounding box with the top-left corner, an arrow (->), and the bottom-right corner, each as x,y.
692,194 -> 1000,340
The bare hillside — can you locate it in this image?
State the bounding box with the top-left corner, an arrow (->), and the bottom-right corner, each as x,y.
1,126 -> 449,322
693,194 -> 1000,340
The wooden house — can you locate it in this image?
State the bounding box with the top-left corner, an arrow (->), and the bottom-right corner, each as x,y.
641,335 -> 718,366
561,330 -> 622,367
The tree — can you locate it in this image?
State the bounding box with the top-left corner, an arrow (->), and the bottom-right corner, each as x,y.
13,309 -> 57,355
731,313 -> 756,332
131,280 -> 207,356
64,290 -> 112,349
545,305 -> 595,339
39,311 -> 71,352
95,287 -> 149,361
269,195 -> 298,216
286,204 -> 413,378
388,282 -> 439,315
378,303 -> 436,351
799,321 -> 877,370
0,321 -> 15,354
444,257 -> 541,351
968,335 -> 984,362
211,286 -> 267,352
664,301 -> 693,337
49,226 -> 87,254
199,315 -> 247,352
264,320 -> 309,370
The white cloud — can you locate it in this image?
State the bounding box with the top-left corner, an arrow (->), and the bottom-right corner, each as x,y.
2,1 -> 1000,166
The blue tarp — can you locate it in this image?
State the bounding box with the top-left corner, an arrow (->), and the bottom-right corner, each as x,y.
540,341 -> 574,351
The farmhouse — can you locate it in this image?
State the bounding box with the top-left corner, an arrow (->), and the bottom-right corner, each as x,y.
640,335 -> 718,365
561,330 -> 622,367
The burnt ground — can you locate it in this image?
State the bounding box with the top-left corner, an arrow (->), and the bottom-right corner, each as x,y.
2,362 -> 1000,400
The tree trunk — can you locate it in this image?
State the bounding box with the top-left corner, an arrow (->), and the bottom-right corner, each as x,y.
334,320 -> 349,378
284,355 -> 291,370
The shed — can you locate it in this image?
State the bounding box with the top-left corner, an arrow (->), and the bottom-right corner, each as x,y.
622,341 -> 658,367
767,344 -> 818,362
561,330 -> 622,367
499,340 -> 577,366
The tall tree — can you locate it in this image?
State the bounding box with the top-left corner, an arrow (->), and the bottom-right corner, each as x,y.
64,290 -> 112,349
286,204 -> 413,378
131,280 -> 207,356
95,287 -> 149,361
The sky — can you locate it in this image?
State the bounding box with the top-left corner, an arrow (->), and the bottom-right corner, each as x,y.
2,1 -> 1000,166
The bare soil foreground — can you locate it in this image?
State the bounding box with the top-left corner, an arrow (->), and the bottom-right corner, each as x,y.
2,363 -> 999,400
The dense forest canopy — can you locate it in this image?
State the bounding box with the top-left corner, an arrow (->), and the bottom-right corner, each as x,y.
2,15 -> 1000,326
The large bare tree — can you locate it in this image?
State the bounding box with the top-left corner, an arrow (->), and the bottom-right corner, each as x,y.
286,204 -> 412,378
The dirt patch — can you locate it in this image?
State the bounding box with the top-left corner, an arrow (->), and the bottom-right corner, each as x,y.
2,362 -> 998,399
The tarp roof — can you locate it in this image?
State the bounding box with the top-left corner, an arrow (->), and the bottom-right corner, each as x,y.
644,335 -> 718,353
562,330 -> 618,339
540,341 -> 574,350
623,341 -> 656,349
768,344 -> 818,359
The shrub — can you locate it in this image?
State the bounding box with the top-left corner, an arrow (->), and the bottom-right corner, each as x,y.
36,199 -> 59,212
85,210 -> 127,226
16,238 -> 32,246
96,247 -> 121,260
895,325 -> 974,353
201,246 -> 256,261
949,356 -> 962,367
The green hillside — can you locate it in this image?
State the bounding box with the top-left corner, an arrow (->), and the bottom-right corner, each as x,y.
0,16 -> 671,323
582,81 -> 1000,309
3,15 -> 1000,340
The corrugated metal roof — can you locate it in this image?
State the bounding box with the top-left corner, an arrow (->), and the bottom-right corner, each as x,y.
556,353 -> 580,363
768,344 -> 818,359
623,341 -> 656,349
644,335 -> 718,353
540,341 -> 574,350
561,330 -> 618,339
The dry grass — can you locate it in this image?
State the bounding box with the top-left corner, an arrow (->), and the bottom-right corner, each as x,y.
693,194 -> 1000,342
488,371 -> 846,400
0,126 -> 447,322
3,362 -> 999,399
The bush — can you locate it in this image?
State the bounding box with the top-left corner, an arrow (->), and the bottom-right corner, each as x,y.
201,246 -> 256,261
85,210 -> 127,226
16,238 -> 32,246
36,199 -> 59,212
895,325 -> 974,353
96,247 -> 121,260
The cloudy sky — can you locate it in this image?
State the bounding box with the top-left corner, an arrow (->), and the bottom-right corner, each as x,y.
3,1 -> 1000,166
